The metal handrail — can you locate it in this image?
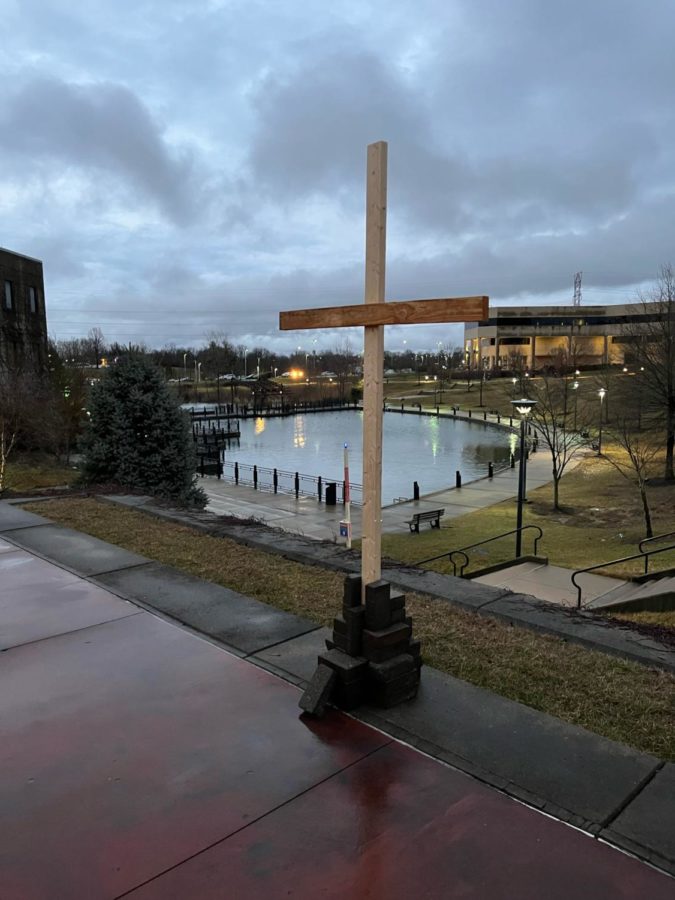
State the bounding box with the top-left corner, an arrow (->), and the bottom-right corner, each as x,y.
638,531 -> 675,573
414,525 -> 543,577
572,542 -> 675,608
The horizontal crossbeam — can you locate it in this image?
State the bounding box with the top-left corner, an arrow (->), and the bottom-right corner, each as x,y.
279,296 -> 488,331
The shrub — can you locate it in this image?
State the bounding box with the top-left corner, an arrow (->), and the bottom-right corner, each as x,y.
80,357 -> 206,507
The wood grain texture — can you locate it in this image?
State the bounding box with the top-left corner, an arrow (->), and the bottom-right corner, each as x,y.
279,296 -> 488,330
361,142 -> 387,590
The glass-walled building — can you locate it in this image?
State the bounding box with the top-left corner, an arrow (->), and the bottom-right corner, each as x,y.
463,303 -> 661,371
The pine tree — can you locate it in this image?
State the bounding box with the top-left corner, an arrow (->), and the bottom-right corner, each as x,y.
80,357 -> 206,507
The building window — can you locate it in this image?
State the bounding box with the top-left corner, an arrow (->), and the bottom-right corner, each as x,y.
3,280 -> 13,310
28,286 -> 38,313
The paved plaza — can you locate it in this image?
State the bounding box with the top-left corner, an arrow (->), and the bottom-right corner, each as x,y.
1,502 -> 674,896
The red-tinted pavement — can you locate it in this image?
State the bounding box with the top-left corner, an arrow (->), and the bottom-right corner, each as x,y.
1,541 -> 673,899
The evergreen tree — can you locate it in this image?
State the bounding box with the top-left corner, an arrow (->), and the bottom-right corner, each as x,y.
80,357 -> 206,507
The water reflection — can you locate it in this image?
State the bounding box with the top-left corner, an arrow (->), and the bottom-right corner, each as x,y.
293,416 -> 306,448
223,411 -> 511,503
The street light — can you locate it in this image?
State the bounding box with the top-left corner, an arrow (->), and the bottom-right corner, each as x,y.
511,376 -> 517,399
597,388 -> 607,455
572,380 -> 579,431
511,398 -> 537,557
183,352 -> 188,381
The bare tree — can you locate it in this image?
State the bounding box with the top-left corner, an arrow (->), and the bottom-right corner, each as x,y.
622,265 -> 675,480
87,327 -> 106,369
0,372 -> 46,494
525,356 -> 591,510
603,418 -> 662,538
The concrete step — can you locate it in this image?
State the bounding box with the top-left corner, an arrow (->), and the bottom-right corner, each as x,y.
588,575 -> 675,610
474,562 -> 626,608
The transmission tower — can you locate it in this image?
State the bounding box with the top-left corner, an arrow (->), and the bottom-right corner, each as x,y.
573,271 -> 582,307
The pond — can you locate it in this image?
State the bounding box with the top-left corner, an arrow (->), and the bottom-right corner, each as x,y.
213,410 -> 512,505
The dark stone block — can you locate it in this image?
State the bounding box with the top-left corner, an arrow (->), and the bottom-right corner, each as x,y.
319,648 -> 368,683
390,608 -> 406,624
299,664 -> 337,717
362,640 -> 414,664
332,615 -> 348,636
362,623 -> 412,650
368,654 -> 416,683
343,606 -> 366,629
408,639 -> 423,668
365,579 -> 393,630
326,633 -> 361,656
343,574 -> 362,609
332,679 -> 368,711
389,590 -> 406,611
368,670 -> 420,707
332,609 -> 364,655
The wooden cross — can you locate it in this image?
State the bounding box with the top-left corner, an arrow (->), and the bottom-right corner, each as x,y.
280,141 -> 488,592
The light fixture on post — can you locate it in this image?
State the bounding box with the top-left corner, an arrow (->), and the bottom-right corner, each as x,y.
572,380 -> 579,431
511,398 -> 537,557
597,388 -> 607,455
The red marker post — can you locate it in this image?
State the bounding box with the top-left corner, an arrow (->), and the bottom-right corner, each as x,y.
339,442 -> 352,548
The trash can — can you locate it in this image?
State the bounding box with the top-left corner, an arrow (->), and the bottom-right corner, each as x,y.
325,482 -> 337,506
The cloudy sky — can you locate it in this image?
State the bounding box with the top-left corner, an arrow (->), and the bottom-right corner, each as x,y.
2,0 -> 674,354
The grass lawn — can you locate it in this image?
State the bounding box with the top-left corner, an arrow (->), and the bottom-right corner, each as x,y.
381,453 -> 675,580
21,496 -> 675,761
1,455 -> 79,495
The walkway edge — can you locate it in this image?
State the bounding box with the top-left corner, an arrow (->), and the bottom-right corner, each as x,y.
102,495 -> 675,676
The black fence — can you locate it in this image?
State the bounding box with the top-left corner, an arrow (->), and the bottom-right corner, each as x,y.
189,397 -> 357,421
196,456 -> 363,506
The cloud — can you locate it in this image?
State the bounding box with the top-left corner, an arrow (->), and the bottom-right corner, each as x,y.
0,77 -> 199,223
3,0 -> 675,352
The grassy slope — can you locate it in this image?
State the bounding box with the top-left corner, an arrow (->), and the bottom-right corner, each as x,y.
22,497 -> 675,761
381,453 -> 675,579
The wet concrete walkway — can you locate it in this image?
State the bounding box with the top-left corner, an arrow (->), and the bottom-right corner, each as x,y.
1,510 -> 674,897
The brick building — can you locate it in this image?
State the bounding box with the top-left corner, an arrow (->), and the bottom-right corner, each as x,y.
463,302 -> 662,372
0,248 -> 49,374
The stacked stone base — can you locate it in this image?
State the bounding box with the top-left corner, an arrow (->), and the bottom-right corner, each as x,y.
300,574 -> 422,715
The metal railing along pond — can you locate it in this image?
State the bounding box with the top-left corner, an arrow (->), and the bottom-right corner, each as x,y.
209,460 -> 363,506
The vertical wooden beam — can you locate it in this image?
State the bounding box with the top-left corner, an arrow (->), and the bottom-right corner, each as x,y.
362,141 -> 387,592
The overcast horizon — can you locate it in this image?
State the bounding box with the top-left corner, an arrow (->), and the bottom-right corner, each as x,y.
2,1 -> 674,353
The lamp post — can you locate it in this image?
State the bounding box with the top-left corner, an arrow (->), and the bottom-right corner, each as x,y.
183,352 -> 188,381
511,377 -> 517,399
511,398 -> 537,557
572,380 -> 579,431
597,388 -> 606,455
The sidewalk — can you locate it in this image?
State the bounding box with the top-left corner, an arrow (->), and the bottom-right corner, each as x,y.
1,501 -> 674,896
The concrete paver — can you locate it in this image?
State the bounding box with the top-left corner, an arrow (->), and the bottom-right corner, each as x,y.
96,561 -> 319,656
0,549 -> 139,649
605,763 -> 675,873
128,741 -> 669,900
2,535 -> 673,897
4,523 -> 148,576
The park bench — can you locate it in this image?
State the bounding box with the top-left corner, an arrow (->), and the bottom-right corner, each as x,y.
405,508 -> 445,533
